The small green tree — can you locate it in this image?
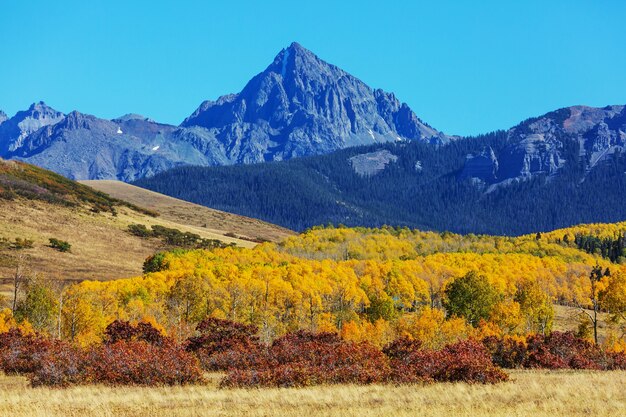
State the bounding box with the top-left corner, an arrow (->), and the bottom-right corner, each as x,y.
143,252 -> 169,274
14,274 -> 59,332
443,271 -> 501,327
49,238 -> 71,252
365,293 -> 398,322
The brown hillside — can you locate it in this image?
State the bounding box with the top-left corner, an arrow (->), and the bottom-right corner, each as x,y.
81,180 -> 294,243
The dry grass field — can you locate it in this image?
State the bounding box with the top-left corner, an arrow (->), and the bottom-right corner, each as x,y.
0,370 -> 624,417
81,180 -> 294,243
0,197 -> 250,284
0,181 -> 291,290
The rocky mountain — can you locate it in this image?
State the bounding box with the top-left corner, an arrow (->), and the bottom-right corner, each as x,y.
180,42 -> 449,163
0,104 -> 218,181
0,111 -> 7,125
461,105 -> 626,189
0,43 -> 448,180
135,105 -> 626,235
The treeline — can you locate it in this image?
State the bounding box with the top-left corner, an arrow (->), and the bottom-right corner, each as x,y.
3,225 -> 626,351
574,232 -> 626,263
134,130 -> 626,235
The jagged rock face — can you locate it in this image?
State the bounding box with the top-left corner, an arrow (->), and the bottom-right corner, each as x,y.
460,147 -> 499,183
0,102 -> 65,155
461,105 -> 626,187
181,42 -> 448,163
2,108 -> 214,181
0,43 -> 448,180
0,111 -> 7,125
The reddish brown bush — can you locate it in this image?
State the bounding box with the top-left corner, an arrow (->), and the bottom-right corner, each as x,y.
0,329 -> 55,375
186,318 -> 264,371
524,332 -> 605,370
482,332 -> 626,371
1,324 -> 203,387
482,336 -> 528,368
103,320 -> 166,346
385,338 -> 507,384
221,331 -> 391,388
30,342 -> 86,387
435,339 -> 509,383
83,340 -> 203,386
382,337 -> 423,360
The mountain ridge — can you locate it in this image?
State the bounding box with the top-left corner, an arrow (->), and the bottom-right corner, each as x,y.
134,103 -> 626,235
0,43 -> 449,180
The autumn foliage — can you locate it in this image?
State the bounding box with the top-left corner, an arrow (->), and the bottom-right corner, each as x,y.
384,337 -> 508,384
482,332 -> 626,370
0,322 -> 203,387
3,318 -> 626,388
221,331 -> 391,387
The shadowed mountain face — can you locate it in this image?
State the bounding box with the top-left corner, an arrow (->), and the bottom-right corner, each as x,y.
0,43 -> 448,180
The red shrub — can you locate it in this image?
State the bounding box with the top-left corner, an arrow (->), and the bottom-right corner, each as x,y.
435,339 -> 509,383
83,340 -> 203,386
221,331 -> 391,387
30,342 -> 87,387
0,329 -> 55,375
186,318 -> 264,371
482,332 -> 625,371
482,336 -> 528,368
1,324 -> 203,387
607,351 -> 626,370
384,338 -> 507,384
382,337 -> 423,360
104,320 -> 166,346
524,332 -> 604,370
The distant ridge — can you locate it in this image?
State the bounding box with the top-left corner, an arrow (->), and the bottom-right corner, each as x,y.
0,43 -> 448,180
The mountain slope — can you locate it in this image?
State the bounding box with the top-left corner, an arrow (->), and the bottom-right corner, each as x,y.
0,104 -> 222,181
0,43 -> 448,180
0,160 -> 290,289
462,105 -> 626,187
81,180 -> 294,243
180,42 -> 449,164
134,105 -> 626,235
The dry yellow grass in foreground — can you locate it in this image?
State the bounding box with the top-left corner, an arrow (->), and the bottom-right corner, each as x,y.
1,370 -> 624,417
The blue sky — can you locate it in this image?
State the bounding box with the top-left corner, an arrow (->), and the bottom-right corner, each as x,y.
1,0 -> 625,136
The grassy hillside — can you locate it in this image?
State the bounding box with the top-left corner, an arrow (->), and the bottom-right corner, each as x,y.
1,371 -> 624,417
0,159 -> 155,216
0,161 -> 290,297
81,180 -> 294,243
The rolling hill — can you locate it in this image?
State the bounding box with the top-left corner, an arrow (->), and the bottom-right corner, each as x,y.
0,160 -> 291,292
80,180 -> 293,243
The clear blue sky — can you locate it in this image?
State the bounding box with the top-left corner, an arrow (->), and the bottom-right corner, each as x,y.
1,0 -> 625,136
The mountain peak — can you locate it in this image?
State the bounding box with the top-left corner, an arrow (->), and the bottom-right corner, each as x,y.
284,41 -> 315,58
181,42 -> 448,158
0,110 -> 7,125
268,41 -> 324,80
28,101 -> 55,112
113,113 -> 152,123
